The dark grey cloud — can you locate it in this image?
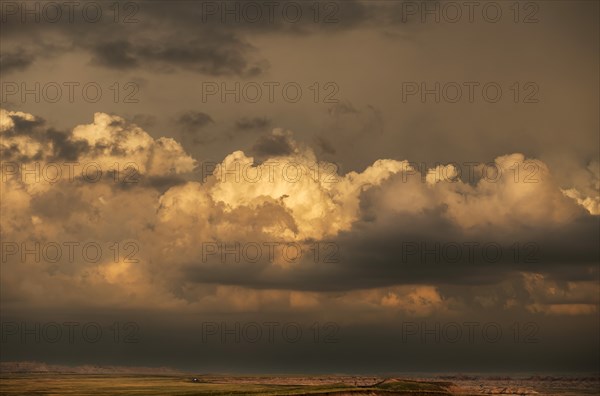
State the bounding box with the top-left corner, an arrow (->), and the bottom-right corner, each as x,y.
250,132 -> 295,158
135,36 -> 265,76
0,49 -> 34,73
180,171 -> 599,293
90,40 -> 139,69
0,1 -> 394,76
4,113 -> 45,134
136,0 -> 375,34
176,111 -> 214,133
129,114 -> 158,130
235,117 -> 271,131
45,129 -> 91,161
1,3 -> 269,76
0,114 -> 90,162
181,215 -> 599,293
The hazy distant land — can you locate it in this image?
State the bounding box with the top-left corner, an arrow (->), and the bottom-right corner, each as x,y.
1,362 -> 598,395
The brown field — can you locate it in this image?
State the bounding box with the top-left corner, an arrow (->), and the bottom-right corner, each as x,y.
0,373 -> 598,396
0,374 -> 454,395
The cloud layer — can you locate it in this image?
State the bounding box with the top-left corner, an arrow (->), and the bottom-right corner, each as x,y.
1,108 -> 598,322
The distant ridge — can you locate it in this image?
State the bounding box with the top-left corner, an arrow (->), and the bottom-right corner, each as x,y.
0,361 -> 185,375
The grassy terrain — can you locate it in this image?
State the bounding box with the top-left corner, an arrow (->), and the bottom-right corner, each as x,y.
0,374 -> 453,395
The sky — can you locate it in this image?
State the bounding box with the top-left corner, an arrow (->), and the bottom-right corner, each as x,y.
0,0 -> 599,374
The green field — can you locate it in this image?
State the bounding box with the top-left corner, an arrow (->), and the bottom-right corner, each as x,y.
0,374 -> 453,396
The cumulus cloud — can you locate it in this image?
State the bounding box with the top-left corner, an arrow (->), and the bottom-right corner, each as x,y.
376,153 -> 587,229
1,108 -> 598,319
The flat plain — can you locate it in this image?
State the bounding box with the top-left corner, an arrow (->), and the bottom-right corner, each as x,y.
0,374 -> 454,395
1,373 -> 598,396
